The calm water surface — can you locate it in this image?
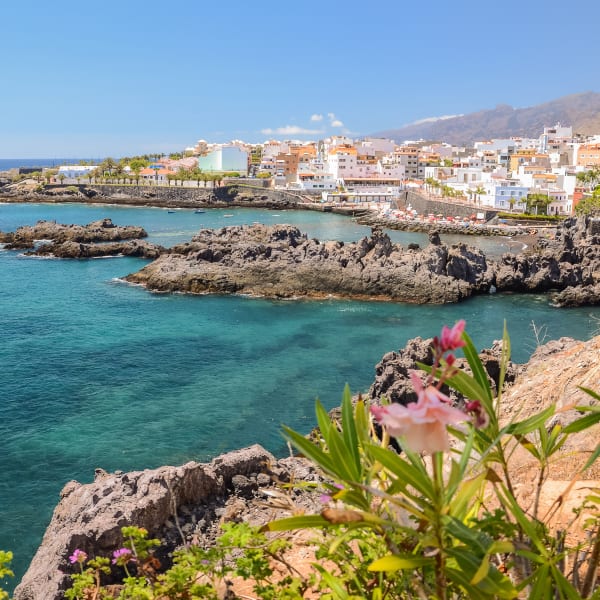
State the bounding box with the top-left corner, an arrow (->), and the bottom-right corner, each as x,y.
0,203 -> 598,588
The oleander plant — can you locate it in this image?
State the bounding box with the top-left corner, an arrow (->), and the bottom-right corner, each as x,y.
3,321 -> 600,599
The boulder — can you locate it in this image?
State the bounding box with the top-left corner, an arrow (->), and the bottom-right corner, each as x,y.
2,219 -> 147,250
13,446 -> 324,600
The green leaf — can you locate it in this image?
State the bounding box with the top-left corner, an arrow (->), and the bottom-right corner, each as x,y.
470,553 -> 490,585
513,433 -> 541,460
341,384 -> 361,477
461,332 -> 493,404
449,471 -> 487,519
503,405 -> 556,436
315,399 -> 333,444
368,444 -> 434,500
524,564 -> 551,600
264,514 -> 331,531
368,554 -> 435,572
579,386 -> 600,402
314,563 -> 351,599
327,424 -> 360,482
282,426 -> 335,474
562,411 -> 600,434
583,443 -> 600,472
447,546 -> 517,598
497,322 -> 511,401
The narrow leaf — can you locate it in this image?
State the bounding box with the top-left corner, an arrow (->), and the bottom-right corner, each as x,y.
504,405 -> 555,436
341,384 -> 361,476
368,554 -> 434,572
264,514 -> 331,531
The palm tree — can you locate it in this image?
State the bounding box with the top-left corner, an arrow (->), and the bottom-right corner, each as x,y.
132,165 -> 141,186
475,186 -> 486,205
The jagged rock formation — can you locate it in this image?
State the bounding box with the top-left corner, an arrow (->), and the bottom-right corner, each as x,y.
493,216 -> 600,305
125,224 -> 491,304
0,218 -> 165,259
368,336 -> 522,407
122,216 -> 600,306
13,446 -> 325,600
27,239 -> 164,259
0,219 -> 147,249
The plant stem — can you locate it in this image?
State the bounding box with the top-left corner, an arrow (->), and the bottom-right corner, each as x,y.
432,453 -> 447,600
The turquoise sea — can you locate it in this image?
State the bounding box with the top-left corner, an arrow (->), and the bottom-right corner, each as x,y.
1,202 -> 598,590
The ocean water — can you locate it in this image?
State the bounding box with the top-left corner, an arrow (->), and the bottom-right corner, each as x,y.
0,158 -> 101,171
0,203 -> 598,590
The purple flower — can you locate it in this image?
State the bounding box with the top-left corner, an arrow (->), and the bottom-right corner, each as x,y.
112,547 -> 134,565
69,549 -> 87,564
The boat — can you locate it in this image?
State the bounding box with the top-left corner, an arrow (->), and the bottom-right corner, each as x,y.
167,210 -> 176,214
194,210 -> 206,214
223,214 -> 234,218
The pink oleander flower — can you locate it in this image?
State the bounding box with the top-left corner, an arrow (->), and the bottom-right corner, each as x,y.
371,371 -> 468,453
112,547 -> 134,566
69,549 -> 87,564
438,320 -> 466,352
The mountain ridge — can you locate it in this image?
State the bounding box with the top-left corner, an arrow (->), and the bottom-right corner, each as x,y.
372,91 -> 600,145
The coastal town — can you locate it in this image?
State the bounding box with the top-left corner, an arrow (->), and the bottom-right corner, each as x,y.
5,122 -> 600,224
4,125 -> 600,600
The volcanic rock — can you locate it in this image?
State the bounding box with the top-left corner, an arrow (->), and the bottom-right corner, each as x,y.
13,446 -> 325,600
492,216 -> 600,295
125,223 -> 492,304
0,219 -> 147,250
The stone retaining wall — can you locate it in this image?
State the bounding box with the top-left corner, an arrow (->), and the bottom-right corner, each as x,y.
400,190 -> 498,221
37,184 -> 306,208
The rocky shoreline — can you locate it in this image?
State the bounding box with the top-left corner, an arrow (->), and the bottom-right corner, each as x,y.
124,216 -> 600,307
2,215 -> 599,306
0,218 -> 166,259
14,333 -> 600,600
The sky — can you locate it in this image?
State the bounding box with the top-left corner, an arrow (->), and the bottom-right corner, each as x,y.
1,0 -> 600,158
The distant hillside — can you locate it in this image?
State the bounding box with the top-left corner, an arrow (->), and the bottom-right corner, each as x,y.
373,92 -> 600,145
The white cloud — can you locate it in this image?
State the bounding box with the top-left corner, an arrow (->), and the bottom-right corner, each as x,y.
310,114 -> 323,122
331,119 -> 344,128
261,125 -> 324,136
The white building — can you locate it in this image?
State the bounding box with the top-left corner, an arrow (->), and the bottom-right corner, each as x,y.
288,172 -> 337,191
326,146 -> 358,179
262,140 -> 290,159
198,146 -> 248,175
356,137 -> 396,156
57,165 -> 97,179
480,177 -> 529,211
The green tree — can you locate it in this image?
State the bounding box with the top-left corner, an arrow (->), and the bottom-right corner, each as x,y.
475,186 -> 486,205
58,173 -> 66,185
575,187 -> 600,215
576,167 -> 600,190
526,192 -> 552,215
102,157 -> 116,175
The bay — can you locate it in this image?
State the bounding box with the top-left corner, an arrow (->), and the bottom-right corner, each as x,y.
0,202 -> 598,589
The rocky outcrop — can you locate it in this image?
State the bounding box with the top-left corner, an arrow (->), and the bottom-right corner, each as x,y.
125,224 -> 492,304
493,216 -> 600,303
13,445 -> 325,600
368,336 -> 522,407
551,283 -> 600,307
27,239 -> 165,259
121,217 -> 600,306
0,218 -> 147,250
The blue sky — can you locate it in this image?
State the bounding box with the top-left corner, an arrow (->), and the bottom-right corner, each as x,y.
1,0 -> 599,158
